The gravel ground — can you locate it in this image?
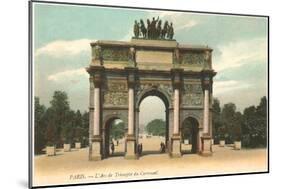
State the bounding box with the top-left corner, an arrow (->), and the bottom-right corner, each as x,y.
33,136 -> 268,187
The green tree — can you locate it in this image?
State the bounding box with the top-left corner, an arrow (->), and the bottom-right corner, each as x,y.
256,96 -> 267,146
48,91 -> 71,147
145,119 -> 166,136
81,111 -> 89,146
34,97 -> 47,154
45,108 -> 56,146
110,120 -> 125,140
73,110 -> 83,143
242,106 -> 257,147
242,96 -> 267,148
212,98 -> 222,144
221,103 -> 236,143
233,112 -> 243,141
61,110 -> 75,144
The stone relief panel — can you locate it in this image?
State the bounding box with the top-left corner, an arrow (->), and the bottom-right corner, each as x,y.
103,82 -> 128,106
102,47 -> 129,61
180,51 -> 206,66
182,83 -> 203,106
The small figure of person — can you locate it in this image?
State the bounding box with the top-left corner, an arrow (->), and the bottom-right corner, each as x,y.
137,143 -> 142,157
140,143 -> 143,155
160,142 -> 165,153
111,142 -> 115,155
160,142 -> 163,153
162,143 -> 166,153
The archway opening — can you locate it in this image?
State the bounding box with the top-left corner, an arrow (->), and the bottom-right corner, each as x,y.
104,118 -> 125,158
138,90 -> 169,156
181,117 -> 199,154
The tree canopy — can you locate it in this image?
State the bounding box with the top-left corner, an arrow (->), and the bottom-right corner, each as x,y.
34,91 -> 89,154
145,119 -> 166,136
110,120 -> 125,140
34,91 -> 267,154
212,96 -> 267,147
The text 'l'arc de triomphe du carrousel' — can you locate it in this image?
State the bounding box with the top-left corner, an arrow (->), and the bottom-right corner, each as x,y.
86,17 -> 216,161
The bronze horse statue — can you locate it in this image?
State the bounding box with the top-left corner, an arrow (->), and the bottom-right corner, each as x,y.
140,19 -> 147,38
161,21 -> 169,39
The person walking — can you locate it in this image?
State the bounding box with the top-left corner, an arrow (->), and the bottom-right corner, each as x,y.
111,142 -> 115,155
140,143 -> 143,155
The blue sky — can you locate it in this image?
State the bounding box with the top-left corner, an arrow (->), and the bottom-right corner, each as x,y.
33,3 -> 268,125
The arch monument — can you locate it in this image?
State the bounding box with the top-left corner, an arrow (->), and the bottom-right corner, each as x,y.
86,29 -> 216,161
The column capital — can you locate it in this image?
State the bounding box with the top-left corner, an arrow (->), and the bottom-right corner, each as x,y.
125,67 -> 138,88
201,75 -> 213,90
87,66 -> 105,87
171,68 -> 183,89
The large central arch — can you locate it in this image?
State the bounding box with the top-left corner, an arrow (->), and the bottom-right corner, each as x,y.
86,38 -> 216,161
136,88 -> 170,153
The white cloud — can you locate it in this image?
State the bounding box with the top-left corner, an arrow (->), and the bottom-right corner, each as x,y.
148,11 -> 199,31
213,80 -> 250,95
213,37 -> 268,72
48,67 -> 88,82
35,39 -> 95,57
174,20 -> 197,31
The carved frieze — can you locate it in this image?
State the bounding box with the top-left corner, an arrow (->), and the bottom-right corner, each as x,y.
182,83 -> 203,106
107,82 -> 127,91
183,93 -> 203,106
180,52 -> 205,65
102,47 -> 129,61
184,83 -> 202,94
104,82 -> 128,106
104,92 -> 128,106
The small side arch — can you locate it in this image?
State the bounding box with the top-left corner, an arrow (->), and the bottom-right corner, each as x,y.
181,113 -> 202,129
181,116 -> 200,154
103,113 -> 127,130
103,114 -> 126,158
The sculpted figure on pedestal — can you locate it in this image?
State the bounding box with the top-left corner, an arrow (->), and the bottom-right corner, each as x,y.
161,21 -> 169,39
140,19 -> 147,38
156,20 -> 162,39
167,22 -> 174,40
133,17 -> 174,40
134,20 -> 140,38
93,45 -> 102,60
128,47 -> 136,64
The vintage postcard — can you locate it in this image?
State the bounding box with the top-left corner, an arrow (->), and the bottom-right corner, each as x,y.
29,1 -> 269,188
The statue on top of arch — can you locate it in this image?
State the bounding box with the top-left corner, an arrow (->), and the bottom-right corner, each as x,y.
133,17 -> 174,40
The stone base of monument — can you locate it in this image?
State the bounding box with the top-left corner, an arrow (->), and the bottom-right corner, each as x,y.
89,136 -> 102,161
234,141 -> 241,150
63,144 -> 71,152
125,134 -> 137,160
46,146 -> 56,156
170,134 -> 182,158
200,136 -> 212,156
219,140 -> 225,147
75,142 -> 81,149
